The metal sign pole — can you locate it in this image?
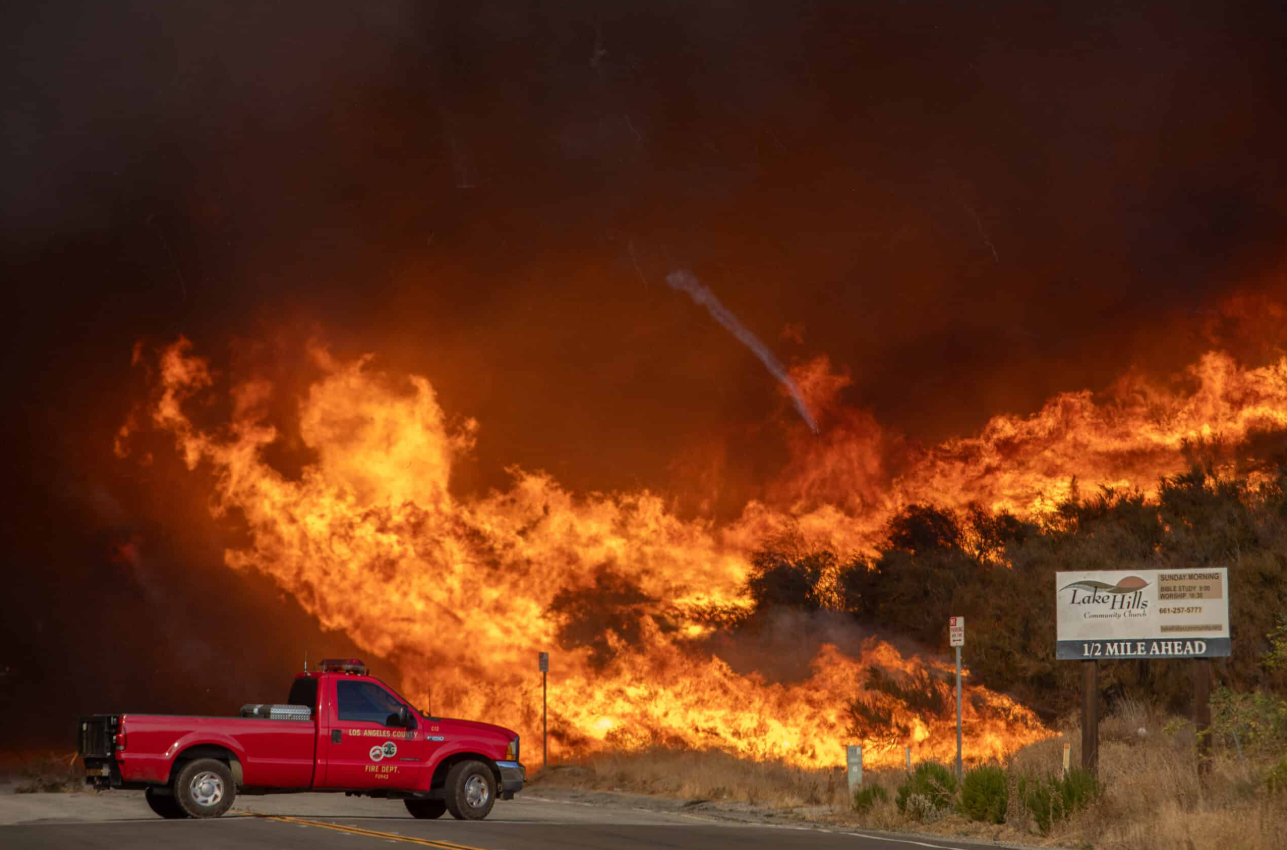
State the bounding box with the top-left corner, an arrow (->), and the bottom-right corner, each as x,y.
955,644 -> 963,785
949,616 -> 965,784
539,651 -> 549,769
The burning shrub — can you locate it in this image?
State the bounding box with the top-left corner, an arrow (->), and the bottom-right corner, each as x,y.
895,762 -> 957,818
851,783 -> 888,813
546,566 -> 657,670
1018,768 -> 1099,834
885,504 -> 963,554
958,765 -> 1008,824
743,544 -> 837,613
845,665 -> 955,749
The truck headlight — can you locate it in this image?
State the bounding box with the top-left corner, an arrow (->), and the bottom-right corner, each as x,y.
506,736 -> 518,761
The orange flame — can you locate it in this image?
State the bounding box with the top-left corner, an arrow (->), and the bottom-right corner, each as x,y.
128,335 -> 1287,768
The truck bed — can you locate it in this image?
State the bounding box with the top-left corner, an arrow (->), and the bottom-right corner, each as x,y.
86,714 -> 318,788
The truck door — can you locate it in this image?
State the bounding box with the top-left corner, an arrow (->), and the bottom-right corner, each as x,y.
322,679 -> 425,790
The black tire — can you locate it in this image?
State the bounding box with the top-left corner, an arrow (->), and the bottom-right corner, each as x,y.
404,798 -> 448,819
173,758 -> 236,819
144,787 -> 188,819
442,760 -> 496,821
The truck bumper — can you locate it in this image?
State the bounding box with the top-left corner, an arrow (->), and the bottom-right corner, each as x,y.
496,761 -> 525,799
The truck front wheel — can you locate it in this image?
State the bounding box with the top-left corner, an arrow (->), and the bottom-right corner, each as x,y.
173,758 -> 236,819
443,760 -> 496,820
404,798 -> 447,819
144,787 -> 187,819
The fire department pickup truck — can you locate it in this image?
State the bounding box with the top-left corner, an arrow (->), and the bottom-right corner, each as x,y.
77,659 -> 524,820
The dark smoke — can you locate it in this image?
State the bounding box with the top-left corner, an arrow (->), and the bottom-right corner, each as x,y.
5,0 -> 1287,746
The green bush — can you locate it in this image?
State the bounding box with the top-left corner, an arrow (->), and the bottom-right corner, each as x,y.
1061,767 -> 1098,811
1212,687 -> 1287,755
1266,756 -> 1287,794
1018,769 -> 1099,834
959,765 -> 1008,824
852,783 -> 889,813
896,762 -> 958,815
1264,613 -> 1287,670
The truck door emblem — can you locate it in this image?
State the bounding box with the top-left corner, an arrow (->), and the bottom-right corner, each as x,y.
369,746 -> 385,762
382,741 -> 398,758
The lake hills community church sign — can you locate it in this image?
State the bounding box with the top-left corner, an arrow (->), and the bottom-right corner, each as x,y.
1055,569 -> 1231,660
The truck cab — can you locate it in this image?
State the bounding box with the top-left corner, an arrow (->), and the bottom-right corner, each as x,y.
79,658 -> 524,820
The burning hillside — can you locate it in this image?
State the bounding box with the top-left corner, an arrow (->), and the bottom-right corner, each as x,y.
113,328 -> 1287,769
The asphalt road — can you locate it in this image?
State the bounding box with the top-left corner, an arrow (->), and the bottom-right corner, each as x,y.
0,789 -> 1013,850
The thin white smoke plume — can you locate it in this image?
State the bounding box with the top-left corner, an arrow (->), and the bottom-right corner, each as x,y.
666,269 -> 820,434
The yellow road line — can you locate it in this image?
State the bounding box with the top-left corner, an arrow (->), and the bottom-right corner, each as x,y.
232,810 -> 489,850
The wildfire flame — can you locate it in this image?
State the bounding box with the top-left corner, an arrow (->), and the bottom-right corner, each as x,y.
124,334 -> 1287,769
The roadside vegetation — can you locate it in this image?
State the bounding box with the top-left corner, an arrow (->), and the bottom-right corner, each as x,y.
535,459 -> 1287,848
4,752 -> 84,794
531,694 -> 1287,848
740,460 -> 1287,719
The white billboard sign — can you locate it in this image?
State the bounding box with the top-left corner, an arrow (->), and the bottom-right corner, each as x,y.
1056,568 -> 1230,660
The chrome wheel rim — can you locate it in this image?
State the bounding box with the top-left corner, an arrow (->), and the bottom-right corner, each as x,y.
464,774 -> 490,809
190,771 -> 224,807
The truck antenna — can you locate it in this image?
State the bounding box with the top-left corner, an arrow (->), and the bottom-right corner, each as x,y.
304,650 -> 308,673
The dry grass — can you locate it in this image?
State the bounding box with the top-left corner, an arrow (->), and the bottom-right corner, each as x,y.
534,703 -> 1287,849
4,752 -> 86,794
530,747 -> 850,811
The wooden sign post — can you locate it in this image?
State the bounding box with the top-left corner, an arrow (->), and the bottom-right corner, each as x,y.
1081,660 -> 1098,775
1194,658 -> 1212,777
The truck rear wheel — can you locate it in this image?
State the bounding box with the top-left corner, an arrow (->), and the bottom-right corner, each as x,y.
173,758 -> 236,819
404,798 -> 447,819
443,760 -> 496,820
144,787 -> 187,819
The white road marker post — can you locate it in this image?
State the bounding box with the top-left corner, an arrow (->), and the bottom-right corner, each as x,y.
905,746 -> 911,772
950,616 -> 965,785
1063,742 -> 1071,775
846,745 -> 863,798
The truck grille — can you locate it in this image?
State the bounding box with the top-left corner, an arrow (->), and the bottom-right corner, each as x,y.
79,716 -> 116,758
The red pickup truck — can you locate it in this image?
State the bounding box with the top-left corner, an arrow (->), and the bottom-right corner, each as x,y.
78,659 -> 525,821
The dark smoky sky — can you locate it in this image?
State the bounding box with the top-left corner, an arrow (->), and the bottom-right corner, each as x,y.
4,1 -> 1287,745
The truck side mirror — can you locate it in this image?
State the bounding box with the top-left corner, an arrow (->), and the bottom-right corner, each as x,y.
387,706 -> 409,728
